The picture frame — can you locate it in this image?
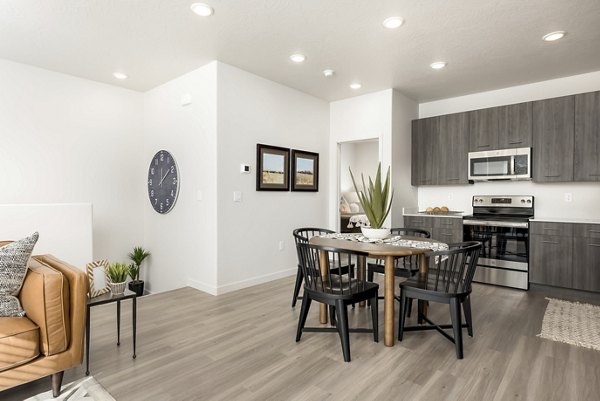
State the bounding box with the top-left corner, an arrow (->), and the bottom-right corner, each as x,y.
256,144 -> 290,191
291,149 -> 319,192
86,259 -> 110,298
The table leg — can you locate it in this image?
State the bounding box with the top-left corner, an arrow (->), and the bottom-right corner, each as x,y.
117,300 -> 121,346
357,256 -> 365,307
384,255 -> 396,347
318,250 -> 328,324
85,304 -> 91,375
132,296 -> 137,359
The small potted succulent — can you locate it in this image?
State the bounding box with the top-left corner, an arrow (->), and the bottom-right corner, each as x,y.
106,262 -> 130,295
349,162 -> 394,239
128,246 -> 150,296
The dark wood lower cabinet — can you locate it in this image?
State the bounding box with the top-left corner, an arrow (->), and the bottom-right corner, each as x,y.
530,221 -> 600,292
529,234 -> 573,288
573,237 -> 600,292
403,216 -> 462,243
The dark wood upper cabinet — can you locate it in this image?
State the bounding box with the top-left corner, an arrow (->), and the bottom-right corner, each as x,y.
436,112 -> 469,184
498,102 -> 532,148
532,96 -> 575,182
411,117 -> 437,186
469,107 -> 499,151
574,91 -> 600,181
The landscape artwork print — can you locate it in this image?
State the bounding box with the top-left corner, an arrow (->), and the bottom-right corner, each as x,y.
256,144 -> 290,191
291,149 -> 319,191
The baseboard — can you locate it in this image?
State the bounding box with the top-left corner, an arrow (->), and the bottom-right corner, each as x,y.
187,278 -> 218,296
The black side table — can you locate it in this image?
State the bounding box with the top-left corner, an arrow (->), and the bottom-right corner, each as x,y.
86,289 -> 137,375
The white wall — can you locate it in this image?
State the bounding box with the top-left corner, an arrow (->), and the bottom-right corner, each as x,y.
418,70 -> 600,219
0,59 -> 144,263
391,90 -> 419,226
340,140 -> 378,193
142,62 -> 218,294
216,62 -> 329,293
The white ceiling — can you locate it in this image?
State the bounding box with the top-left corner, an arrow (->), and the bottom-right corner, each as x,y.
1,0 -> 599,102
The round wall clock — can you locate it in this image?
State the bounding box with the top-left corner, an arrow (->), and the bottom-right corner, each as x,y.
147,150 -> 179,214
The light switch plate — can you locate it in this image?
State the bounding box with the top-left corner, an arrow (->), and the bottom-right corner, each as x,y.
233,191 -> 242,202
181,93 -> 192,106
240,164 -> 250,174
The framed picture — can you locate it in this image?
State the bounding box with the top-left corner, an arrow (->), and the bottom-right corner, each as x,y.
291,149 -> 319,191
86,259 -> 110,298
256,144 -> 290,191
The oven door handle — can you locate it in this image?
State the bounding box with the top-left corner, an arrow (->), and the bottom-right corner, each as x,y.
463,219 -> 529,228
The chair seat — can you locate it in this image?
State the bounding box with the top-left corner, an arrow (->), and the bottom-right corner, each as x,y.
400,272 -> 471,300
368,262 -> 416,278
309,276 -> 379,301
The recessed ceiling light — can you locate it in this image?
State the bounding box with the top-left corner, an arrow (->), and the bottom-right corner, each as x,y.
382,17 -> 404,29
290,54 -> 306,63
323,69 -> 335,77
113,72 -> 128,80
543,31 -> 566,42
190,3 -> 214,17
430,62 -> 447,70
350,82 -> 362,90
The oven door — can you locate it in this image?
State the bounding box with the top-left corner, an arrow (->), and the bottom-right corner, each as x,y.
463,219 -> 529,271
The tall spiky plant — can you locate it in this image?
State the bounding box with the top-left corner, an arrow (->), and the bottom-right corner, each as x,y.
349,163 -> 394,229
128,246 -> 150,282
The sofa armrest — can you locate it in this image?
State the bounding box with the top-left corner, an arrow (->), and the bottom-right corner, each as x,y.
30,255 -> 87,363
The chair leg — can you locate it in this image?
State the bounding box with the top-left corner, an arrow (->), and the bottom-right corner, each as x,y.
398,291 -> 407,341
406,298 -> 413,318
367,269 -> 374,282
463,295 -> 473,337
295,295 -> 312,342
450,297 -> 464,359
370,294 -> 379,343
52,371 -> 64,398
329,305 -> 337,327
417,300 -> 425,324
291,268 -> 303,307
335,300 -> 351,362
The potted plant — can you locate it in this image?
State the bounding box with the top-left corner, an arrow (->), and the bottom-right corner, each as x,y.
128,246 -> 150,296
349,162 -> 394,239
106,262 -> 130,295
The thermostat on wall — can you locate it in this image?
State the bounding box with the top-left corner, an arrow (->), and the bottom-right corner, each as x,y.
240,164 -> 250,174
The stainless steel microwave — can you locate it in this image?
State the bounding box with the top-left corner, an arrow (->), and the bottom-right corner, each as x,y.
468,148 -> 531,181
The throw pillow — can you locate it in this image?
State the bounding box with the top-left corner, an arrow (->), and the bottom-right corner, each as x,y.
0,232 -> 39,317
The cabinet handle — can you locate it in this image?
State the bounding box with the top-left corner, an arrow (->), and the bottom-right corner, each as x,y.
543,228 -> 558,232
447,178 -> 460,181
589,244 -> 600,247
589,230 -> 600,233
589,174 -> 600,177
508,141 -> 523,144
478,145 -> 491,148
544,174 -> 560,178
542,240 -> 559,244
441,233 -> 453,236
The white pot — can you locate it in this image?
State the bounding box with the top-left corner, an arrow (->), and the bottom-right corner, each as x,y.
361,227 -> 391,239
109,281 -> 127,296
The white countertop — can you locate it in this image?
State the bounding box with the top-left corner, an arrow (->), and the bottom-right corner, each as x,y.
530,217 -> 600,224
403,212 -> 465,219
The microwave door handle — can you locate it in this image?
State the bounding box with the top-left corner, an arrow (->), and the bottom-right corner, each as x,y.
510,157 -> 515,175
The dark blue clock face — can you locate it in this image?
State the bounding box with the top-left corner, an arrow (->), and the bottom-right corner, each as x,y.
147,150 -> 179,214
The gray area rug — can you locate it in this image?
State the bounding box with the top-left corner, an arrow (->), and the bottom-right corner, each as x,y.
25,376 -> 116,401
538,297 -> 600,351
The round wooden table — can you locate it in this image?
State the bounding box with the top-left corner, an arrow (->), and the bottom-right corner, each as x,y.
309,235 -> 442,347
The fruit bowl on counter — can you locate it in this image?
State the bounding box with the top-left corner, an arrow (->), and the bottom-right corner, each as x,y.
419,206 -> 463,215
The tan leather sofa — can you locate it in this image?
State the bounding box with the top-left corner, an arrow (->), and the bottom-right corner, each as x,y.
0,245 -> 87,397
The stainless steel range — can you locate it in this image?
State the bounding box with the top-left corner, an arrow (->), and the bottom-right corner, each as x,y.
463,195 -> 533,290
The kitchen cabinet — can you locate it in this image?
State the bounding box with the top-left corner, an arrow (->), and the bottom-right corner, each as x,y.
574,91 -> 600,181
469,107 -> 499,151
573,224 -> 600,292
403,216 -> 462,243
411,117 -> 437,186
498,102 -> 532,148
532,96 -> 575,182
530,223 -> 573,288
435,112 -> 469,184
432,217 -> 463,243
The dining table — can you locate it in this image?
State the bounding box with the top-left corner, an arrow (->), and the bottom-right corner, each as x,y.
309,234 -> 444,347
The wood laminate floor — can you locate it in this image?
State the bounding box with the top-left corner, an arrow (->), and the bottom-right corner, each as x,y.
3,278 -> 600,401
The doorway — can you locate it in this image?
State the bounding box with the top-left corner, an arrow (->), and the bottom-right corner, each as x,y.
338,138 -> 380,232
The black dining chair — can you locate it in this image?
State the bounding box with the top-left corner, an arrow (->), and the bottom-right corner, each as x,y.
295,242 -> 379,362
367,227 -> 431,282
292,228 -> 354,307
397,241 -> 482,359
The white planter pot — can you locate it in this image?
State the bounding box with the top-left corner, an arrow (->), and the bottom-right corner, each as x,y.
361,227 -> 391,239
109,281 -> 127,296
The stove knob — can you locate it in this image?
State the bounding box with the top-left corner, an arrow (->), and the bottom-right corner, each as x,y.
527,199 -> 532,203
521,199 -> 526,203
